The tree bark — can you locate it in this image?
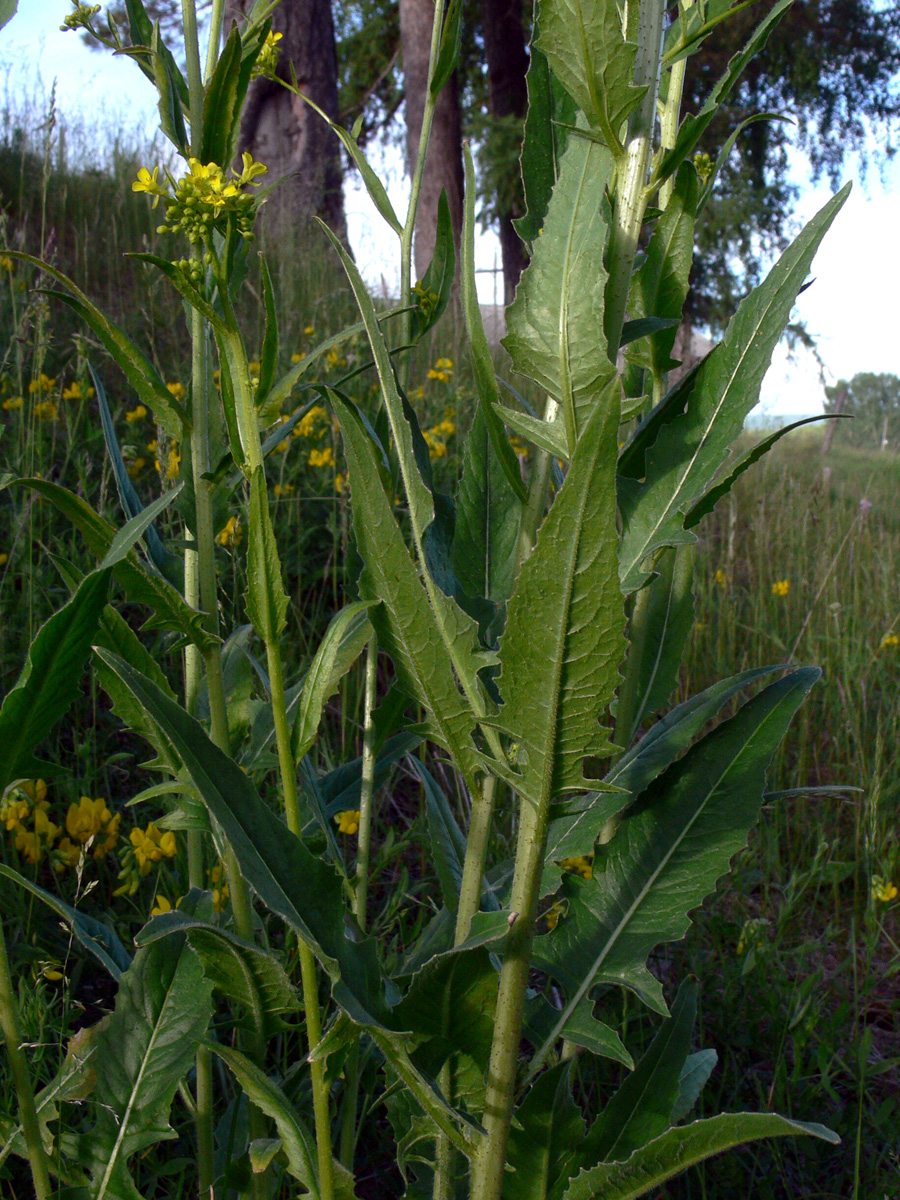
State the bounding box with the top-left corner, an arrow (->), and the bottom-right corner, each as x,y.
481,0 -> 529,305
225,0 -> 348,243
399,0 -> 464,279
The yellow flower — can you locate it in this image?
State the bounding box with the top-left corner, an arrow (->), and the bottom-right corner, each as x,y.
423,428 -> 448,460
66,796 -> 120,858
334,472 -> 346,494
2,799 -> 29,831
216,516 -> 243,547
435,357 -> 453,370
872,875 -> 899,904
53,837 -> 82,872
62,381 -> 93,401
22,780 -> 48,805
293,404 -> 327,438
2,395 -> 23,410
129,822 -> 177,874
715,568 -> 726,585
167,381 -> 185,402
309,446 -> 335,469
437,419 -> 455,437
879,633 -> 899,650
28,373 -> 56,394
0,254 -> 14,272
544,899 -> 566,931
771,579 -> 790,597
146,439 -> 158,453
132,165 -> 168,207
735,917 -> 768,956
39,962 -> 65,982
334,810 -> 361,836
0,554 -> 7,567
325,347 -> 345,369
273,482 -> 295,497
559,856 -> 593,880
509,434 -> 529,459
151,894 -> 173,916
251,31 -> 283,79
34,400 -> 58,421
127,457 -> 146,480
290,352 -> 305,363
14,803 -> 60,865
303,324 -> 315,336
209,863 -> 230,912
125,404 -> 148,423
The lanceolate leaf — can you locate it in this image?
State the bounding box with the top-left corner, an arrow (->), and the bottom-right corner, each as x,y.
499,394 -> 624,805
334,398 -> 484,794
615,545 -> 694,746
71,936 -> 214,1200
536,0 -> 643,154
504,1062 -> 584,1200
618,185 -> 850,593
6,253 -> 186,436
410,757 -> 468,914
245,467 -> 289,644
503,132 -> 616,453
0,568 -> 110,790
532,668 -> 819,1067
94,650 -> 391,1028
292,601 -> 374,761
561,1112 -> 839,1200
452,406 -> 523,604
411,189 -> 455,340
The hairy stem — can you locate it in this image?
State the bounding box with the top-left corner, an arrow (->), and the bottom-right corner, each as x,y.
658,0 -> 694,210
0,918 -> 52,1200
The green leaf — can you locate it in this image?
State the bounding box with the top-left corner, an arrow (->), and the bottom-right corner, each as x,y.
0,865 -> 131,980
151,20 -> 189,154
540,788 -> 632,898
94,650 -> 391,1028
670,1049 -> 718,1124
532,668 -> 819,1068
70,935 -> 214,1200
504,1062 -> 584,1200
515,5 -> 578,246
561,1112 -> 839,1200
411,189 -> 455,340
655,0 -> 793,187
201,23 -> 253,168
503,130 -> 616,453
137,911 -> 298,1038
626,164 -> 699,379
535,0 -> 644,153
128,252 -> 226,333
498,393 -> 624,805
580,979 -> 698,1165
6,253 -> 185,436
683,415 -> 838,529
0,1 -> 18,32
409,758 -> 468,914
615,545 -> 694,747
496,403 -> 570,461
461,144 -> 529,503
525,995 -> 632,1071
293,601 -> 374,762
207,1043 -> 351,1198
20,478 -> 217,652
452,406 -> 523,604
245,467 -> 289,643
255,253 -> 280,409
431,0 -> 463,96
0,568 -> 110,789
618,185 -> 850,593
99,484 -> 183,571
334,398 -> 484,794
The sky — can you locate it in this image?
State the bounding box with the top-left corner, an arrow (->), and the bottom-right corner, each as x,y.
7,0 -> 900,421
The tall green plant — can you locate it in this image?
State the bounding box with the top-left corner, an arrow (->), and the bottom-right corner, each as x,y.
0,0 -> 846,1197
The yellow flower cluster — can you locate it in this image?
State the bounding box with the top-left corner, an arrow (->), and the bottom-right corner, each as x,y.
715,568 -> 727,585
1,783 -> 120,871
334,809 -> 361,836
736,916 -> 769,956
309,446 -> 335,469
2,395 -> 23,410
423,417 -> 456,461
114,822 -> 177,896
251,30 -> 283,79
872,875 -> 898,904
293,405 -> 328,438
34,400 -> 58,421
60,1 -> 101,31
126,404 -> 148,423
771,579 -> 790,597
154,443 -> 180,481
544,899 -> 566,931
427,357 -> 454,383
28,373 -> 56,394
559,855 -> 593,880
880,633 -> 899,650
134,153 -> 268,248
62,381 -> 93,401
216,516 -> 243,547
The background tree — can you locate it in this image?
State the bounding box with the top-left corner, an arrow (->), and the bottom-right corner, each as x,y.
825,372 -> 900,451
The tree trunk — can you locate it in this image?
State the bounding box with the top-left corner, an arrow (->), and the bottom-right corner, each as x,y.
399,0 -> 464,280
225,0 -> 348,243
821,384 -> 846,455
481,0 -> 529,305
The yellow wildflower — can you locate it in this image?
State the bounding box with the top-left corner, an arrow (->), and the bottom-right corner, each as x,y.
34,400 -> 58,421
39,962 -> 65,982
423,429 -> 447,460
146,439 -> 158,453
544,900 -> 566,931
2,396 -> 23,410
334,810 -> 361,836
251,30 -> 283,79
28,373 -> 56,394
559,856 -> 593,880
0,254 -> 13,272
53,837 -> 82,873
334,472 -> 346,494
127,457 -> 146,480
65,796 -> 120,858
273,482 -> 295,497
62,381 -> 93,401
771,579 -> 790,597
880,633 -> 899,650
209,863 -> 230,912
129,822 -> 177,874
15,804 -> 60,865
437,419 -> 455,437
151,894 -> 173,916
132,165 -> 168,207
293,405 -> 327,437
309,446 -> 335,469
303,324 -> 315,335
736,917 -> 768,956
872,876 -> 898,904
167,381 -> 185,402
509,434 -> 528,459
290,352 -> 305,363
325,347 -> 345,369
0,553 -> 7,566
125,404 -> 148,423
216,516 -> 243,548
715,568 -> 726,585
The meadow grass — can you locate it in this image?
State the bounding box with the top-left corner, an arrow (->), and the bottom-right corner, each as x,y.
0,105 -> 897,1200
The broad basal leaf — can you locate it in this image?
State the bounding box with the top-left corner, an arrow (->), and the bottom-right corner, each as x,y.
561,1112 -> 839,1200
532,668 -> 819,1068
498,393 -> 624,806
95,651 -> 391,1028
536,0 -> 643,154
503,131 -> 616,453
618,185 -> 850,593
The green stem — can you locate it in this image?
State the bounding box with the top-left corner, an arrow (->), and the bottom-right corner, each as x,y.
181,0 -> 205,149
0,917 -> 52,1200
400,0 -> 448,348
339,636 -> 378,1171
203,0 -> 226,82
604,0 -> 666,356
658,0 -> 694,211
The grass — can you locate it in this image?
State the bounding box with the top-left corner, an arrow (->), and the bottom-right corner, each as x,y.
0,101 -> 898,1200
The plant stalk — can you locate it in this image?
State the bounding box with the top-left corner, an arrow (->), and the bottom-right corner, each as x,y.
0,917 -> 52,1200
658,0 -> 694,210
604,0 -> 666,356
203,0 -> 226,82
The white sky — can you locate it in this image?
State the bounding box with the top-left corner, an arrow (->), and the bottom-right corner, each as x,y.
8,0 -> 900,420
